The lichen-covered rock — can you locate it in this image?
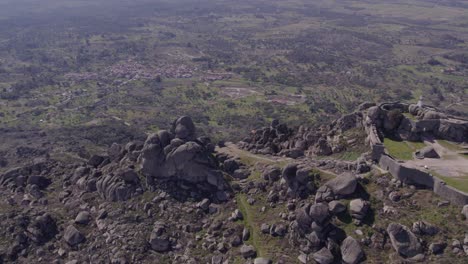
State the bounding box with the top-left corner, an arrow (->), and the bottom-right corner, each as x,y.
462,205 -> 468,219
254,257 -> 272,264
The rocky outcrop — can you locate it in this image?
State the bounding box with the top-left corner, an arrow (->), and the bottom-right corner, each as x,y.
27,213 -> 58,245
409,104 -> 446,120
239,120 -> 303,156
365,102 -> 468,143
96,168 -> 143,202
281,164 -> 316,198
139,116 -> 229,200
70,116 -> 229,202
0,158 -> 52,191
240,112 -> 366,158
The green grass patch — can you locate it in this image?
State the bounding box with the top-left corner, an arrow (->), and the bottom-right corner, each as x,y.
331,151 -> 363,161
249,170 -> 262,181
236,194 -> 264,256
403,112 -> 418,121
383,138 -> 414,160
437,175 -> 468,193
235,193 -> 294,261
311,168 -> 336,183
383,138 -> 426,161
437,140 -> 464,152
406,141 -> 427,150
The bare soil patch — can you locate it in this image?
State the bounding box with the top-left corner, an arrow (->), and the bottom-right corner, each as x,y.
404,140 -> 468,178
220,87 -> 259,99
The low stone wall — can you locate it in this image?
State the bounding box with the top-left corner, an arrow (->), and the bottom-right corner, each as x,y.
434,178 -> 468,205
365,123 -> 386,161
378,154 -> 468,205
367,125 -> 381,145
371,144 -> 385,162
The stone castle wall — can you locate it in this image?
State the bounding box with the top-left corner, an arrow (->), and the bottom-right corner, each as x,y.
364,102 -> 468,205
378,154 -> 468,205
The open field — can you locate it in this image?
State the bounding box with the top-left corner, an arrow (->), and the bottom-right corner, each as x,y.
0,0 -> 466,154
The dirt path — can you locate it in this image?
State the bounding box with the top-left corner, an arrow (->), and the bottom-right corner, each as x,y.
216,142 -> 338,178
404,140 -> 468,178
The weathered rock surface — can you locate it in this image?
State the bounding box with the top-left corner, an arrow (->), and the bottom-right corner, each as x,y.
387,223 -> 422,258
149,222 -> 171,252
240,245 -> 257,258
254,257 -> 272,264
64,225 -> 85,246
412,221 -> 438,236
461,205 -> 468,219
328,200 -> 346,214
313,247 -> 335,264
27,213 -> 58,245
309,203 -> 330,224
324,172 -> 357,196
74,211 -> 91,225
281,164 -> 316,198
350,199 -> 369,224
96,169 -> 142,202
415,146 -> 439,159
341,236 -> 364,264
139,116 -> 228,199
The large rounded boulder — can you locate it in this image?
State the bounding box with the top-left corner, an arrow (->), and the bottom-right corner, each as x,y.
387,223 -> 422,258
172,116 -> 196,140
324,172 -> 358,197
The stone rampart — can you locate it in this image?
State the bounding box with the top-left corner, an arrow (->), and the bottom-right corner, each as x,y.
434,178 -> 468,205
378,154 -> 468,205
